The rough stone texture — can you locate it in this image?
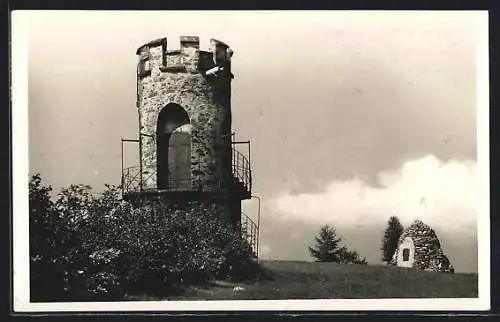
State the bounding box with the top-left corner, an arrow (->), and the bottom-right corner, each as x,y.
137,36 -> 233,192
390,220 -> 454,273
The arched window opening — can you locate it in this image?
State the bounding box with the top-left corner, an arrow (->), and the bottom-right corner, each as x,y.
157,104 -> 191,190
402,248 -> 410,262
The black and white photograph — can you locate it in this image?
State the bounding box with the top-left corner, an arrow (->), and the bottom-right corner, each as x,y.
11,10 -> 490,311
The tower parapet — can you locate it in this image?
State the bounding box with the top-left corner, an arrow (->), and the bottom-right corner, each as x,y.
135,36 -> 233,77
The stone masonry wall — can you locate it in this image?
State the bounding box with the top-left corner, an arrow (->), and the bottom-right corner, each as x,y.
391,220 -> 454,273
137,37 -> 233,192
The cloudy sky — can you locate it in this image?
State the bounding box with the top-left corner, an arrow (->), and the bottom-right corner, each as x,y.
22,11 -> 486,273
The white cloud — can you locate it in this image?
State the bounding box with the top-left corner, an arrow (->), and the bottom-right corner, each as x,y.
272,155 -> 477,237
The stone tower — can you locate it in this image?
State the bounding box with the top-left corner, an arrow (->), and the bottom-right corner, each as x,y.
121,36 -> 255,245
391,220 -> 454,273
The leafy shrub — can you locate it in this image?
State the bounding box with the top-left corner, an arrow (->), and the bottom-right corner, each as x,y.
29,174 -> 259,301
104,200 -> 257,294
29,174 -> 68,301
30,176 -> 125,301
85,272 -> 123,300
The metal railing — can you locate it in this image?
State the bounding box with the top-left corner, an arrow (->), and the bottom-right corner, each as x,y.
121,166 -> 141,193
121,146 -> 252,196
121,165 -> 193,195
232,147 -> 252,195
241,212 -> 258,258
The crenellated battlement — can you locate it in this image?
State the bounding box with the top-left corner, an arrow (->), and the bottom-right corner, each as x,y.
136,36 -> 233,77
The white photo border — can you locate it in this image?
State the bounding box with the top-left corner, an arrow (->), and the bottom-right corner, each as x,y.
11,10 -> 491,312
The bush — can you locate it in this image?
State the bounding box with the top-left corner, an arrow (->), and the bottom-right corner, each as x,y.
104,200 -> 257,294
29,177 -> 127,301
29,174 -> 69,301
29,175 -> 259,301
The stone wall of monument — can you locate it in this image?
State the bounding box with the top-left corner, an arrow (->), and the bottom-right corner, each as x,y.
391,220 -> 454,273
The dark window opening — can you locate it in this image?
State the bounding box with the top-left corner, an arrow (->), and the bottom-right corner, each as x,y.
402,248 -> 410,262
157,104 -> 191,190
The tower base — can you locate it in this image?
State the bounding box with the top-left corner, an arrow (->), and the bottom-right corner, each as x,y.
122,189 -> 242,231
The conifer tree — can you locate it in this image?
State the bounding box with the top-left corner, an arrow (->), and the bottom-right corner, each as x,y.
381,216 -> 404,264
308,225 -> 343,262
309,225 -> 367,264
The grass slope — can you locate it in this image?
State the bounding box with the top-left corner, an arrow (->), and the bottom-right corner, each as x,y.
126,260 -> 478,301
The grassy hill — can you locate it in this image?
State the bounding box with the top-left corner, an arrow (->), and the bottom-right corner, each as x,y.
126,260 -> 478,300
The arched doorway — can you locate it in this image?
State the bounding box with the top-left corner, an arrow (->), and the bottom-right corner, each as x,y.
156,103 -> 191,190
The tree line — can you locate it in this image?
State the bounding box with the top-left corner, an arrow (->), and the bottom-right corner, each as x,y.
308,216 -> 404,265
